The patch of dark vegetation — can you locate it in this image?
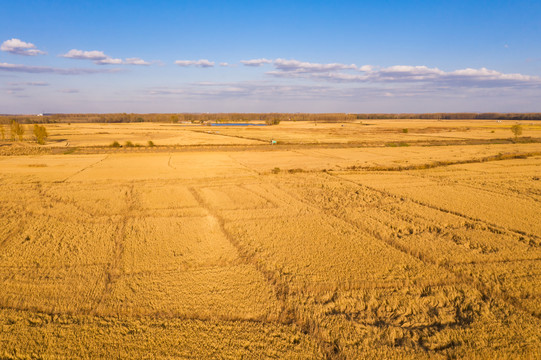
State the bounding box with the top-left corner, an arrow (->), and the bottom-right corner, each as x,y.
63,147 -> 78,155
385,142 -> 410,147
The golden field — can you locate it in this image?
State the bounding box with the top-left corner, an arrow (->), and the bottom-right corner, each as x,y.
0,119 -> 540,359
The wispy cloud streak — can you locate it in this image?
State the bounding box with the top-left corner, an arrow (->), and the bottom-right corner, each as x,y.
0,62 -> 121,75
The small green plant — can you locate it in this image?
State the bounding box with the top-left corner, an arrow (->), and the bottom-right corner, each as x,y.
0,125 -> 5,140
33,124 -> 48,145
511,124 -> 523,139
110,141 -> 121,147
402,128 -> 409,133
271,167 -> 281,174
124,141 -> 134,147
147,140 -> 155,147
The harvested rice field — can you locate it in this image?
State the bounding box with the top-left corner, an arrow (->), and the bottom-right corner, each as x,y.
0,120 -> 540,358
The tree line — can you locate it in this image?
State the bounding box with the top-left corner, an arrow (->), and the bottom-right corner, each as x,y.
0,113 -> 359,124
0,120 -> 48,144
1,112 -> 540,125
355,113 -> 541,120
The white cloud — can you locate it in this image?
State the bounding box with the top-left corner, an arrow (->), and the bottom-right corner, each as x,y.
61,49 -> 108,60
95,57 -> 123,65
265,59 -> 541,88
448,67 -> 532,80
219,62 -> 230,67
175,59 -> 214,67
1,38 -> 46,56
240,58 -> 273,67
359,65 -> 374,72
360,65 -> 540,87
124,57 -> 150,65
273,58 -> 357,72
61,49 -> 150,65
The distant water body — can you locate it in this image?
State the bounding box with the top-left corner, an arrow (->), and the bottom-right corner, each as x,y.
210,123 -> 267,126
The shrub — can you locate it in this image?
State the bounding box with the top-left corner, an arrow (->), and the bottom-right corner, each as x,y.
265,118 -> 281,125
147,140 -> 155,147
402,128 -> 409,133
124,141 -> 134,147
271,167 -> 281,174
110,141 -> 121,147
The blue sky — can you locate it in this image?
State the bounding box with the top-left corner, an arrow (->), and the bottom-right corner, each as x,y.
1,0 -> 541,113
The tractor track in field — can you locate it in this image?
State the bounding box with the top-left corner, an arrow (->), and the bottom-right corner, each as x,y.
186,185 -> 346,359
59,154 -> 110,183
321,172 -> 541,321
92,184 -> 134,315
